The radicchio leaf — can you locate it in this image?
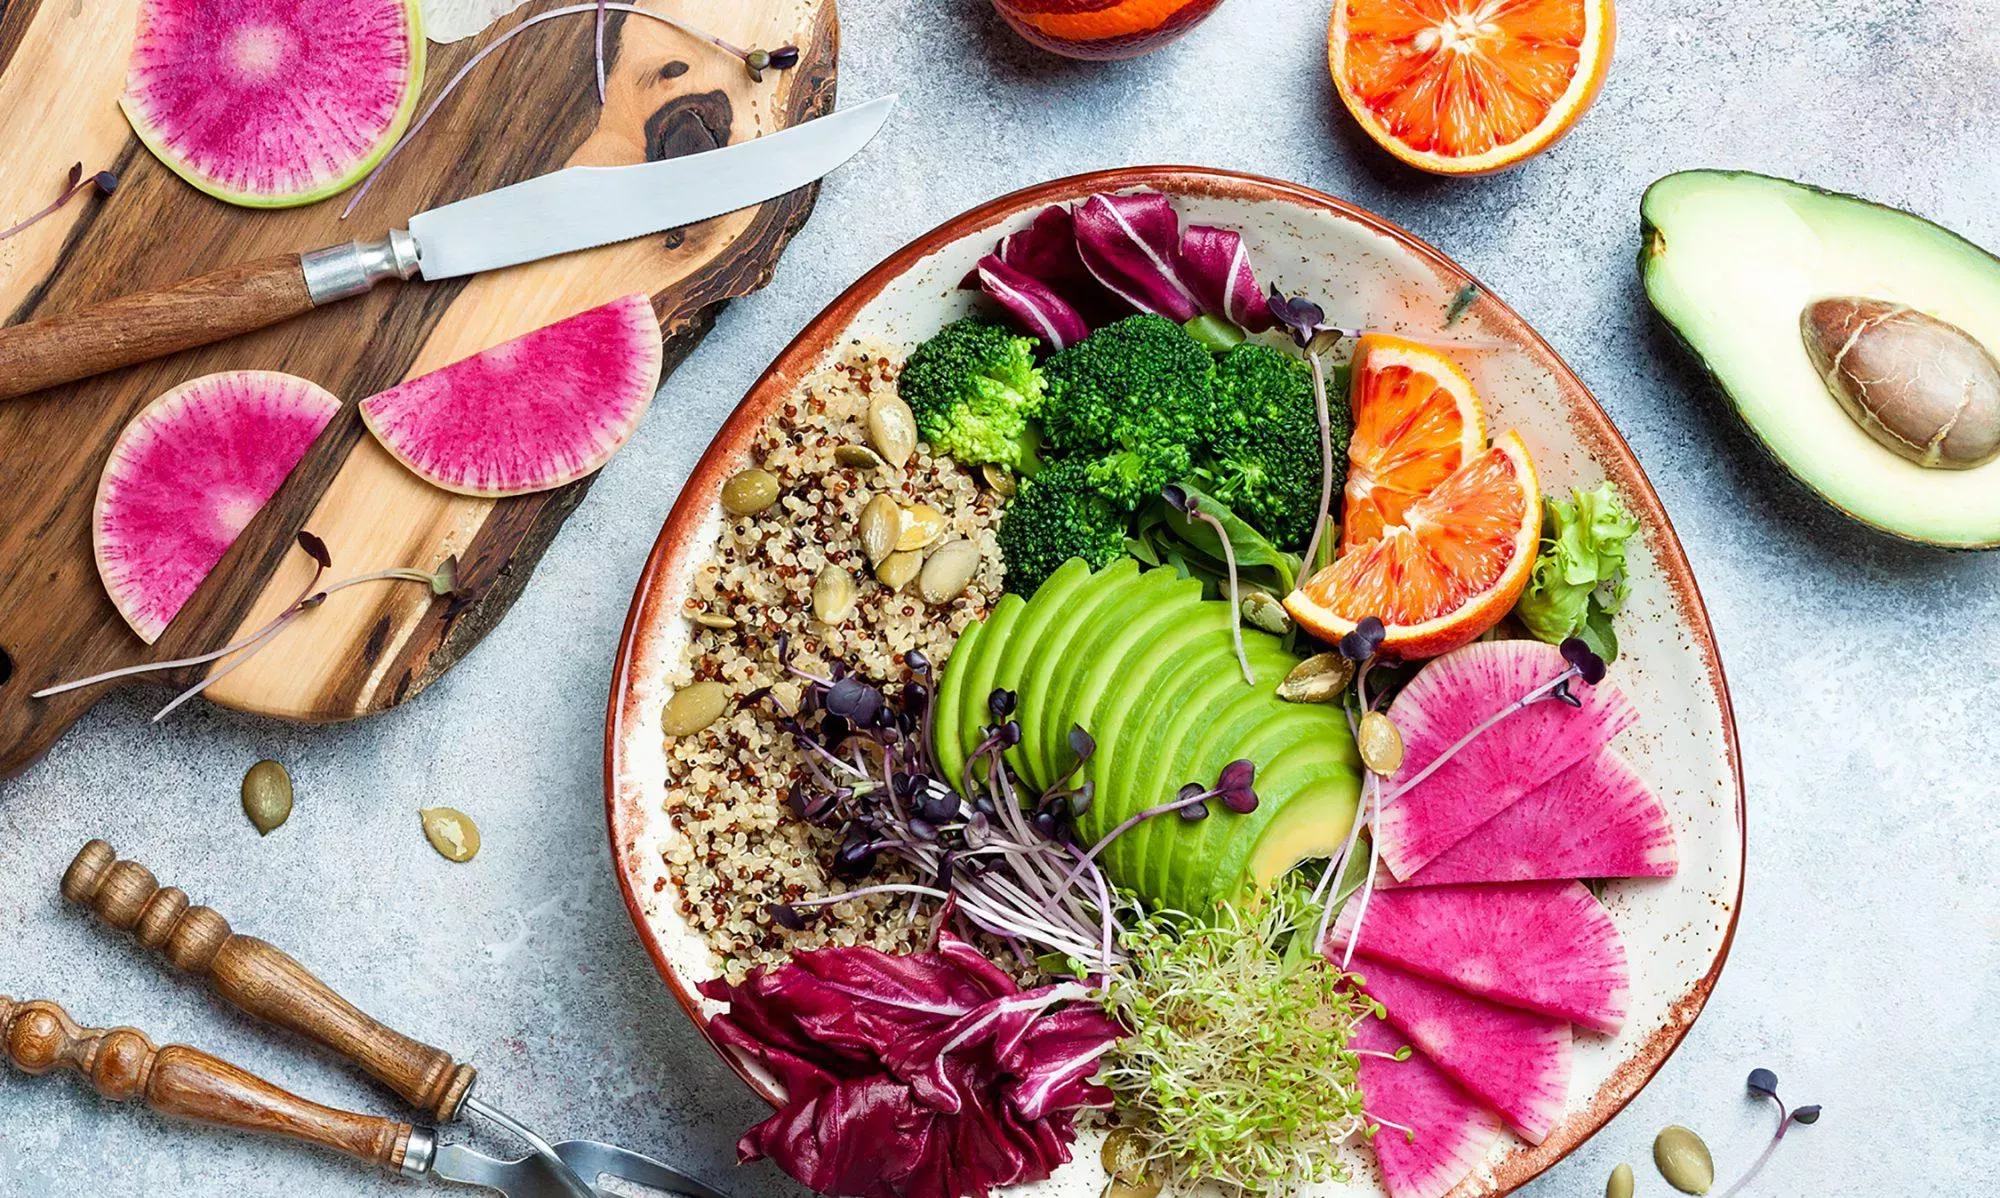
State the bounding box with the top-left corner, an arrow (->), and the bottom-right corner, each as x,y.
700,937 -> 1122,1198
1072,193 -> 1204,323
995,205 -> 1122,325
1179,224 -> 1275,332
973,256 -> 1091,351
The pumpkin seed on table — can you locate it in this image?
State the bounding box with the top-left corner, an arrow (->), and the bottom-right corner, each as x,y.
1277,653 -> 1355,703
1653,1125 -> 1714,1194
896,502 -> 947,552
859,493 -> 901,566
1240,590 -> 1292,635
1358,711 -> 1405,775
720,467 -> 779,516
876,549 -> 922,591
867,392 -> 917,468
1607,1162 -> 1635,1198
833,444 -> 885,471
240,760 -> 292,835
812,564 -> 857,624
420,807 -> 481,863
918,539 -> 980,604
661,679 -> 729,737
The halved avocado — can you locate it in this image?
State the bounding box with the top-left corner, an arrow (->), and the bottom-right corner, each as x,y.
1642,170 -> 2000,547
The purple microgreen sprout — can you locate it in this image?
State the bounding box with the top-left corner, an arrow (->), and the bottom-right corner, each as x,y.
1267,286 -> 1362,574
1339,616 -> 1387,664
1164,484 -> 1254,685
33,533 -> 460,721
0,163 -> 118,243
1716,1069 -> 1819,1198
341,4 -> 801,219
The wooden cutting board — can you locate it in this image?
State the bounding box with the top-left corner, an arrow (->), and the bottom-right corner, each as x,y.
0,0 -> 839,776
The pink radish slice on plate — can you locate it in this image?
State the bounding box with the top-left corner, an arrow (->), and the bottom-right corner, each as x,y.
1375,641 -> 1639,880
1388,749 -> 1679,887
94,370 -> 341,643
1331,880 -> 1631,1034
1353,953 -> 1571,1144
1354,1016 -> 1504,1198
360,294 -> 664,498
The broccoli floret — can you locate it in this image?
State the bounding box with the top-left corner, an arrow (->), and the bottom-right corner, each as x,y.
1039,314 -> 1225,509
897,318 -> 1046,471
1201,342 -> 1351,549
995,458 -> 1128,596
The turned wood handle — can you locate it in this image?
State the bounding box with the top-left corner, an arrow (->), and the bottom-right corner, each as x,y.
63,840 -> 476,1121
0,995 -> 414,1170
0,255 -> 313,401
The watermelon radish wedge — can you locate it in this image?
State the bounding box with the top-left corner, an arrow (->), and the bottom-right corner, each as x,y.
121,0 -> 425,208
360,295 -> 664,497
94,371 -> 341,643
1354,954 -> 1571,1144
1376,640 -> 1638,880
1390,749 -> 1678,887
1331,880 -> 1630,1033
1353,1016 -> 1503,1198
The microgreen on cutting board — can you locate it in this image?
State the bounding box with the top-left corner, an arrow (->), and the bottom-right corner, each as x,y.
0,163 -> 117,242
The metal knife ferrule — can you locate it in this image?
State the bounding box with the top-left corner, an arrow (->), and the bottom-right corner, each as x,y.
301,230 -> 422,304
401,1125 -> 439,1179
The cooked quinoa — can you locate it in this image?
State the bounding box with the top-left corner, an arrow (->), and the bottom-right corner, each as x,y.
659,342 -> 1007,980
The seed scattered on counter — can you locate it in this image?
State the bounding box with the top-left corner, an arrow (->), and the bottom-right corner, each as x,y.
241,760 -> 293,835
1606,1161 -> 1635,1198
1653,1125 -> 1713,1194
421,807 -> 481,862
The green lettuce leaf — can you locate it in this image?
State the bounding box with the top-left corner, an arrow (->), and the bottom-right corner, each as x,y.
1515,483 -> 1639,661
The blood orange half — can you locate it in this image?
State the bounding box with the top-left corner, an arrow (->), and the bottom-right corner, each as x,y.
1342,334 -> 1487,552
1329,0 -> 1615,175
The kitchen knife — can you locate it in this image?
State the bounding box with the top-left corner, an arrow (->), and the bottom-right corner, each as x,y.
0,95 -> 897,402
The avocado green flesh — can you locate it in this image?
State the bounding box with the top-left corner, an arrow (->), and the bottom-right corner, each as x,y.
947,595 -> 1025,793
1011,559 -> 1143,789
992,558 -> 1101,785
1201,745 -> 1359,910
1642,169 -> 2000,547
932,616 -> 984,795
1039,571 -> 1200,786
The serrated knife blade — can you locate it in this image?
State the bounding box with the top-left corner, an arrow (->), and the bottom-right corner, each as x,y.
409,95 -> 897,280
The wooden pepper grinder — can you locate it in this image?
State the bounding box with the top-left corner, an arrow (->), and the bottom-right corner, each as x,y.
61,839 -> 477,1121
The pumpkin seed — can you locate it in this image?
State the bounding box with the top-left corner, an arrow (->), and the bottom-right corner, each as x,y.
812,565 -> 857,625
859,493 -> 901,566
661,680 -> 729,737
693,612 -> 737,630
420,807 -> 481,863
1104,1178 -> 1162,1198
896,502 -> 947,552
876,549 -> 922,591
240,760 -> 293,836
1101,1129 -> 1161,1198
868,393 -> 917,469
1654,1126 -> 1714,1195
980,462 -> 1017,497
919,539 -> 980,604
1277,653 -> 1355,703
1607,1162 -> 1636,1198
720,467 -> 780,516
834,444 -> 885,471
1240,590 -> 1292,635
1358,711 -> 1406,775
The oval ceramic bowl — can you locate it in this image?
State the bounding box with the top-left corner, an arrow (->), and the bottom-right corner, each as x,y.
606,168 -> 1746,1197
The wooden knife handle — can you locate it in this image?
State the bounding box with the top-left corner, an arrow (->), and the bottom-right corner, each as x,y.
63,841 -> 476,1122
0,995 -> 414,1171
0,255 -> 314,401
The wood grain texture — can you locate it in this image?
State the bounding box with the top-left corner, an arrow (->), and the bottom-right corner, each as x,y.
0,0 -> 840,774
63,840 -> 477,1122
0,254 -> 313,400
0,996 -> 414,1169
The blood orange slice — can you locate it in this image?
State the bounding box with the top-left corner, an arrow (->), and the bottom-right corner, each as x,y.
1329,0 -> 1615,176
1288,432 -> 1540,658
1342,334 -> 1486,552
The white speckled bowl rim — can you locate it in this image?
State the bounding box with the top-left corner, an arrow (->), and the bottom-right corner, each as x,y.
606,167 -> 1746,1198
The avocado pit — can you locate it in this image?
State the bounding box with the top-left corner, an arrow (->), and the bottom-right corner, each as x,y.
1800,297 -> 2000,469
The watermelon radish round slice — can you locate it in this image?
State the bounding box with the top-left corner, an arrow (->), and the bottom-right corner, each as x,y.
1331,881 -> 1631,1033
360,295 -> 664,497
121,0 -> 425,208
94,371 -> 341,643
1354,1017 -> 1502,1198
1391,749 -> 1679,888
1376,641 -> 1639,880
1354,954 -> 1571,1144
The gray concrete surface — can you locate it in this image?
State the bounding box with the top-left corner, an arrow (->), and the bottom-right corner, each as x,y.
4,1 -> 1998,1194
